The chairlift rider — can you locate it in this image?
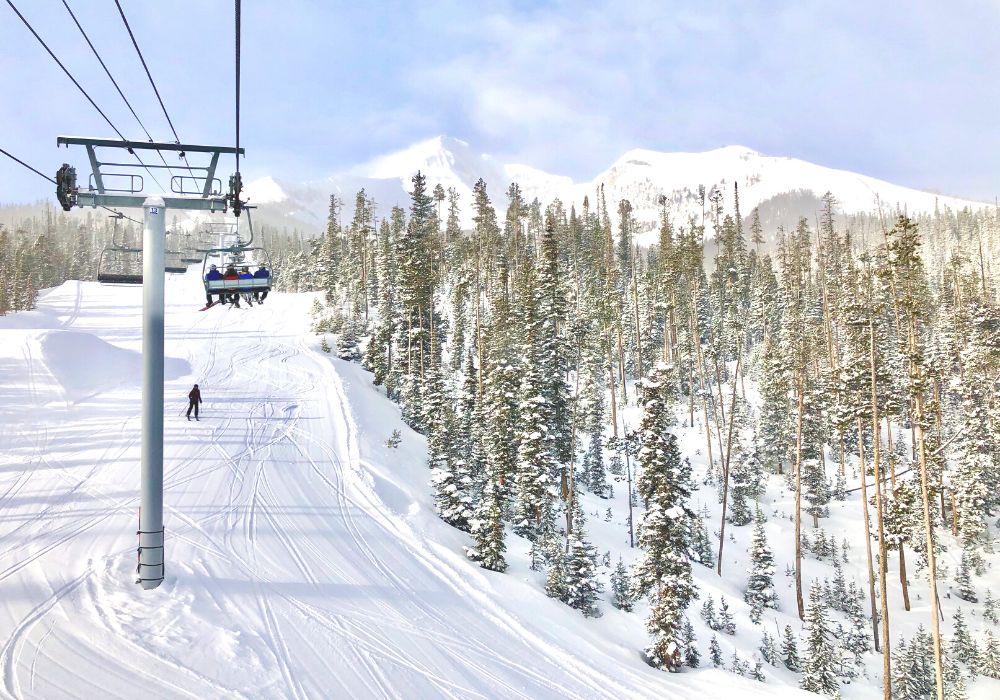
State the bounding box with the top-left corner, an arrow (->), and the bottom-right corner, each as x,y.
204,264 -> 222,306
223,264 -> 240,306
253,264 -> 270,303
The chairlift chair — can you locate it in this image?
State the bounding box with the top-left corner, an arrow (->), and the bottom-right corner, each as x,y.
97,214 -> 143,284
200,211 -> 273,305
203,245 -> 274,303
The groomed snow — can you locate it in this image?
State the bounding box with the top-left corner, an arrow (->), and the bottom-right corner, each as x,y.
0,273 -> 795,699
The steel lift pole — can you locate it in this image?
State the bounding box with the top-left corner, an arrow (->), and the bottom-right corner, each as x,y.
56,136 -> 241,590
137,196 -> 166,589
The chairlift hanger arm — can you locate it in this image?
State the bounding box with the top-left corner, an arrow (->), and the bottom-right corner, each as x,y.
57,136 -> 244,155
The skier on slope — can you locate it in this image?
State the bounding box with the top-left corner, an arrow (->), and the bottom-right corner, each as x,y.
186,384 -> 202,421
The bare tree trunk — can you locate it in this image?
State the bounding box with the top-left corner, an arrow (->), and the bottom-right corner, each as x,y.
910,318 -> 944,700
886,423 -> 911,611
607,331 -> 618,439
565,337 -> 582,541
794,372 -> 805,621
632,264 -> 643,380
716,348 -> 743,576
857,418 -> 881,652
869,318 -> 892,700
418,306 -> 425,380
617,325 -> 627,404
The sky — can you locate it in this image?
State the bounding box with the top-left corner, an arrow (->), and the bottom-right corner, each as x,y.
2,0 -> 1000,205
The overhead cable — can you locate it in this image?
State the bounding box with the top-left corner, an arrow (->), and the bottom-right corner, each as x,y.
113,0 -> 196,178
6,0 -> 167,191
61,0 -> 175,179
0,145 -> 140,223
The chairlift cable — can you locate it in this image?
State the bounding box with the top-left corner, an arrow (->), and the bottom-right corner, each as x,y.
0,146 -> 56,184
5,0 -> 167,192
1,146 -> 141,223
61,0 -> 176,180
113,0 -> 197,181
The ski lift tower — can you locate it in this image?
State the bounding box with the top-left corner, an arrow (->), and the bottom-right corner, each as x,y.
56,136 -> 245,590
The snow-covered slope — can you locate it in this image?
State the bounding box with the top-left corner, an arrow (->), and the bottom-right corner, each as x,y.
0,275 -> 790,699
254,139 -> 989,238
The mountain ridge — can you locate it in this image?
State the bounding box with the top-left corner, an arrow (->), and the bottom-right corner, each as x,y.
244,137 -> 990,240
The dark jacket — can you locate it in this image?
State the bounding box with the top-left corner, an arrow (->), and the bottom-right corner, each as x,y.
188,386 -> 202,403
254,267 -> 270,278
206,269 -> 222,281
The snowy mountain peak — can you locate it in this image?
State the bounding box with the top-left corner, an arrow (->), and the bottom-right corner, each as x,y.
354,135 -> 491,184
244,175 -> 288,205
255,138 -> 990,238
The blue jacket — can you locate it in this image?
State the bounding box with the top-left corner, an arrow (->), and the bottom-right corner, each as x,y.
254,268 -> 270,278
206,269 -> 222,281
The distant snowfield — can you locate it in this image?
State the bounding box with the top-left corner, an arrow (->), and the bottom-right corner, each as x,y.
0,274 -> 792,699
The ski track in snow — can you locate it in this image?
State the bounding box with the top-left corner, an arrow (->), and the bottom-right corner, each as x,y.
0,273 -> 779,700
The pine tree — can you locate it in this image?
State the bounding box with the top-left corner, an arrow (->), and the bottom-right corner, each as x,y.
782,624 -> 801,672
560,534 -> 603,618
984,589 -> 998,624
681,617 -> 700,668
981,631 -> 1000,679
631,362 -> 694,671
955,549 -> 977,602
828,559 -> 847,613
468,464 -> 507,572
610,558 -> 633,612
545,550 -> 566,601
727,444 -> 755,526
428,362 -> 472,530
841,585 -> 871,666
760,631 -> 779,666
730,650 -> 748,676
800,580 -> 838,696
745,508 -> 777,624
688,512 -> 715,567
949,608 -> 978,669
710,635 -> 723,667
700,596 -> 718,630
893,628 -> 935,700
718,596 -> 736,635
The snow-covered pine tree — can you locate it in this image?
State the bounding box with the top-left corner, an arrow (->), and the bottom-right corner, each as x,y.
745,507 -> 777,624
760,631 -> 779,666
949,608 -> 978,670
984,590 -> 999,624
710,635 -> 723,667
631,362 -> 694,671
892,628 -> 934,700
730,650 -> 748,677
512,342 -> 558,540
428,360 -> 472,530
559,533 -> 603,618
580,335 -> 610,498
981,631 -> 1000,679
955,549 -> 977,602
800,580 -> 838,696
828,559 -> 847,613
718,596 -> 736,635
688,511 -> 715,567
782,624 -> 801,672
680,617 -> 699,668
727,442 -> 754,526
610,557 -> 633,612
467,462 -> 507,572
841,584 -> 871,666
